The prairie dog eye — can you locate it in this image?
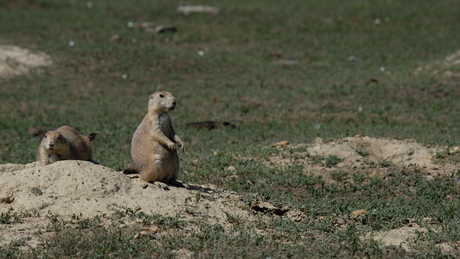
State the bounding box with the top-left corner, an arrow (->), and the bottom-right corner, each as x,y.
44,134 -> 48,139
159,94 -> 164,98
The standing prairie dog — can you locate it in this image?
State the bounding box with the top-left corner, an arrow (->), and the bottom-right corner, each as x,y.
37,125 -> 98,166
128,91 -> 186,183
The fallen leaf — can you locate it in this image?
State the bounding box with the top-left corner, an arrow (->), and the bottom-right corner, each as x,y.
352,209 -> 367,215
271,140 -> 290,147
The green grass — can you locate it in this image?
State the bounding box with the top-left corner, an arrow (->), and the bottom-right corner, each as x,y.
1,0 -> 460,257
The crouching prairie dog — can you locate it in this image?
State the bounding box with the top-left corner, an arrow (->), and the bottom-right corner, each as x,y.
127,91 -> 186,183
37,125 -> 98,166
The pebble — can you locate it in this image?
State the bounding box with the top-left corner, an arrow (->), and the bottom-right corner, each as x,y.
31,187 -> 43,196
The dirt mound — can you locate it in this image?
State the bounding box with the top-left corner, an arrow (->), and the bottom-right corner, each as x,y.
265,136 -> 456,183
0,160 -> 300,247
0,161 -> 255,221
0,45 -> 52,78
307,137 -> 435,167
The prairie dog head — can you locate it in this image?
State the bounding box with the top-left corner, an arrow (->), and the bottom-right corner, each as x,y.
148,91 -> 177,113
42,131 -> 66,151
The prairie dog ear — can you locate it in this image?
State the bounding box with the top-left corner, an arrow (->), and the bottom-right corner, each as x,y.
88,132 -> 99,142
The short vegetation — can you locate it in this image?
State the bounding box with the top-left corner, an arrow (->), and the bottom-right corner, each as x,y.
1,0 -> 460,258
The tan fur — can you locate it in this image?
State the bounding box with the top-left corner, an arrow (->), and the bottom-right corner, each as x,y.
130,91 -> 186,183
37,125 -> 98,166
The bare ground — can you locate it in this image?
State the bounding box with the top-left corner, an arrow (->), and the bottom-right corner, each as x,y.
1,136 -> 459,253
0,45 -> 51,78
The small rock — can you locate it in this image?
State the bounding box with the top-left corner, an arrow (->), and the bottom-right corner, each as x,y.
286,210 -> 305,222
109,34 -> 121,41
273,59 -> 299,66
177,5 -> 220,15
436,243 -> 455,254
348,56 -> 362,62
150,225 -> 159,233
336,218 -> 345,225
226,166 -> 236,172
370,170 -> 384,178
31,187 -> 43,196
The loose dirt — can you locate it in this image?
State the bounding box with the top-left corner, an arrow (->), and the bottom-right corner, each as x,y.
0,137 -> 458,252
0,45 -> 52,78
264,136 -> 458,184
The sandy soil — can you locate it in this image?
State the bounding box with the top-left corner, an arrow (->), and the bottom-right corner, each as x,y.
0,45 -> 458,252
1,136 -> 458,253
266,136 -> 458,253
0,45 -> 52,78
0,160 -> 301,249
265,136 -> 458,183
